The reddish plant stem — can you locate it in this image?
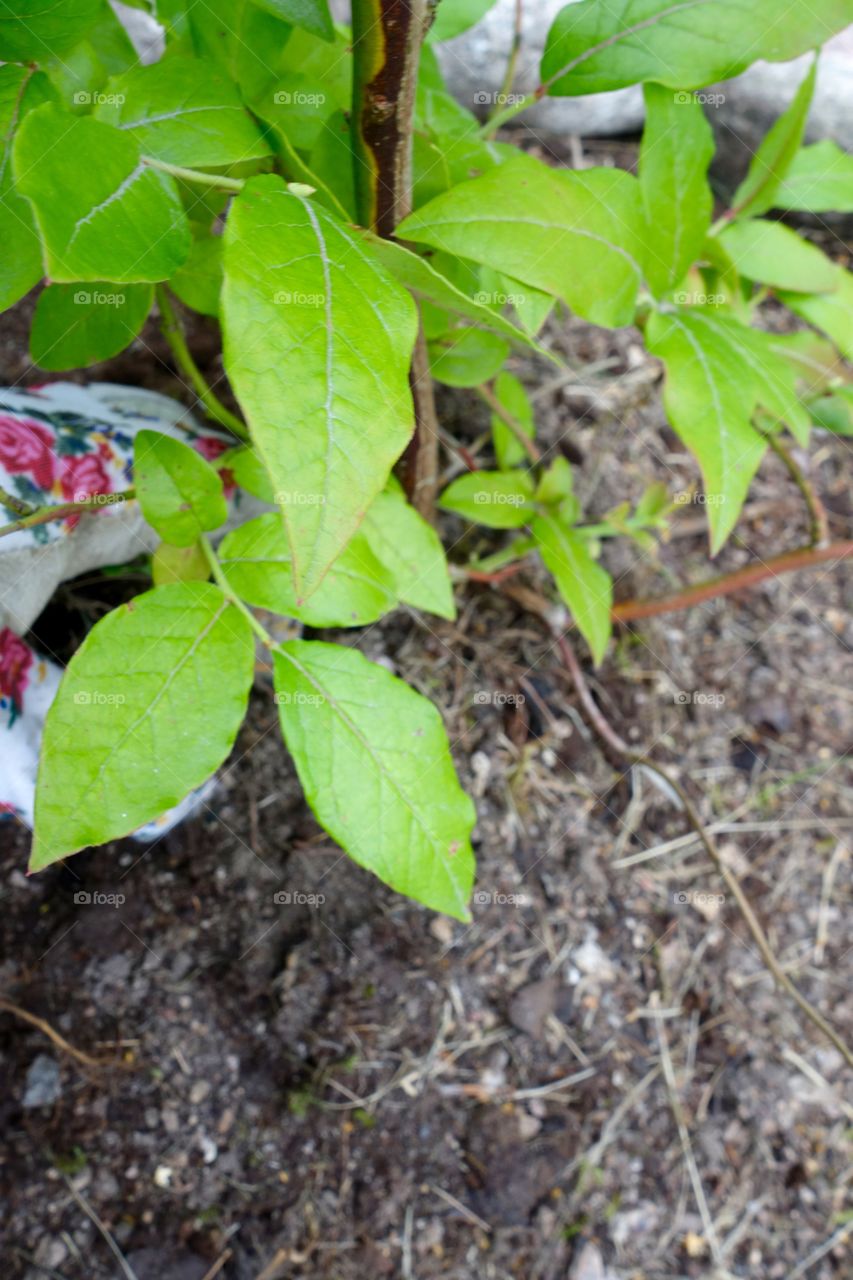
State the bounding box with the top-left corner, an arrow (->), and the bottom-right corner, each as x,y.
612,541 -> 853,623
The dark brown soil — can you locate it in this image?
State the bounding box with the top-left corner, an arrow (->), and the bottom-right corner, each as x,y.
1,151 -> 852,1280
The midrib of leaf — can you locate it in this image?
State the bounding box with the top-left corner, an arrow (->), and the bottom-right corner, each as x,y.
0,66 -> 34,186
424,212 -> 644,282
277,646 -> 470,915
299,194 -> 334,597
67,159 -> 147,249
57,597 -> 229,825
119,104 -> 238,129
544,0 -> 708,88
222,553 -> 391,594
666,312 -> 732,477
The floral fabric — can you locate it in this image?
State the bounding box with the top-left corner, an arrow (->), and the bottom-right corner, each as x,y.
0,382 -> 249,840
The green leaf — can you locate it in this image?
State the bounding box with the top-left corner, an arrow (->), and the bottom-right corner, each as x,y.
253,0 -> 333,41
189,0 -> 298,100
274,640 -> 476,920
685,311 -> 811,445
169,232 -> 222,317
31,582 -> 254,870
439,469 -> 535,529
541,0 -> 851,95
775,141 -> 853,214
809,388 -> 853,436
30,282 -> 153,370
0,0 -> 100,61
480,267 -> 555,337
135,430 -> 228,546
364,234 -> 540,347
490,370 -> 535,470
222,176 -> 418,599
731,59 -> 816,219
646,308 -> 767,552
361,480 -> 456,620
219,446 -> 275,503
308,109 -> 357,219
255,27 -> 351,151
398,155 -> 645,328
429,327 -> 509,386
428,0 -> 498,41
779,270 -> 853,360
152,540 -> 211,585
532,514 -> 612,665
0,67 -> 57,311
14,104 -> 190,283
93,56 -> 271,167
716,219 -> 838,294
535,457 -> 573,505
639,82 -> 714,295
219,513 -> 398,627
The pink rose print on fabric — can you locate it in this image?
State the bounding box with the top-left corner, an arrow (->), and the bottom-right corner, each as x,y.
60,452 -> 113,504
194,435 -> 235,496
0,416 -> 57,491
0,628 -> 33,715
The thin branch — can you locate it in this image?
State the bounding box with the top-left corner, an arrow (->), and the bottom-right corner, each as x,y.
476,382 -> 542,464
612,540 -> 853,623
0,996 -> 105,1068
0,485 -> 35,517
0,490 -> 134,541
765,430 -> 829,548
484,0 -> 524,137
155,286 -> 249,441
552,630 -> 853,1070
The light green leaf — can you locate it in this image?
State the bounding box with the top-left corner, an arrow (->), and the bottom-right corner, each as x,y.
0,0 -> 100,61
439,469 -> 535,529
94,56 -> 271,167
364,234 -> 540,347
30,282 -> 152,370
717,219 -> 838,294
731,59 -> 816,219
429,0 -> 498,42
189,0 -> 298,100
274,640 -> 476,920
541,0 -> 851,95
308,109 -> 357,219
775,141 -> 853,214
481,268 -> 555,337
169,232 -> 222,317
255,27 -> 351,151
429,327 -> 509,386
253,0 -> 333,40
809,388 -> 853,436
31,582 -> 254,870
222,176 -> 418,599
219,513 -> 398,627
398,155 -> 645,328
779,270 -> 853,360
361,479 -> 456,620
135,429 -> 228,546
219,446 -> 275,503
535,457 -> 573,505
639,82 -> 714,295
683,310 -> 811,445
532,514 -> 612,665
152,540 -> 211,585
0,67 -> 57,311
14,104 -> 190,283
646,308 -> 767,552
490,371 -> 535,470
